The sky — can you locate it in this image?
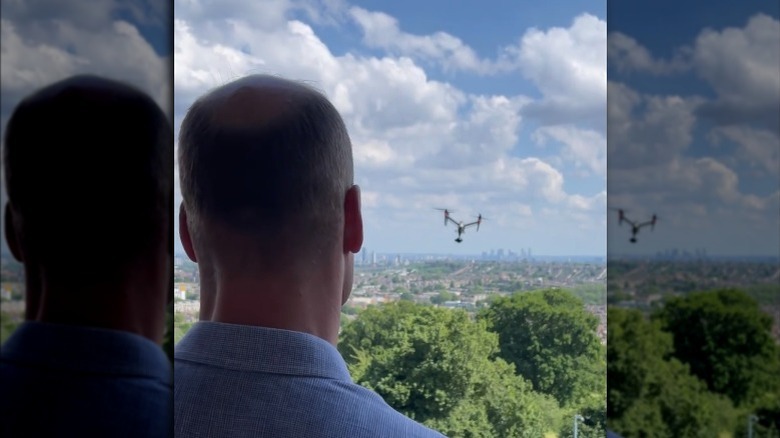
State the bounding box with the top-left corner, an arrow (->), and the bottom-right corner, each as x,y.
2,1 -> 776,259
174,0 -> 608,256
606,0 -> 780,257
0,0 -> 171,254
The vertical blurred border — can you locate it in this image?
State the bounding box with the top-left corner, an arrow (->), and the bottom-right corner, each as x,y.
606,0 -> 780,436
0,0 -> 174,363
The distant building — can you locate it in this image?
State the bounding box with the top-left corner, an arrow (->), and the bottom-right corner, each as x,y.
174,284 -> 187,301
442,301 -> 476,311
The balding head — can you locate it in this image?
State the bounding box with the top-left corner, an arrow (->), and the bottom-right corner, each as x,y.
4,75 -> 172,279
178,75 -> 354,262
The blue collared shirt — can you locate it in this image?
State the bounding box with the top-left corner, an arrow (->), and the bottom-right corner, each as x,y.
1,321 -> 172,438
174,321 -> 447,437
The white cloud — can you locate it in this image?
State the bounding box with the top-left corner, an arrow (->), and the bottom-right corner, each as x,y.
0,15 -> 170,118
174,11 -> 531,179
606,13 -> 779,255
533,125 -> 605,176
607,81 -> 703,169
172,0 -> 606,254
709,125 -> 780,176
693,13 -> 780,125
607,13 -> 780,131
174,0 -> 294,30
349,6 -> 499,75
609,156 -> 772,213
507,13 -> 606,127
607,32 -> 691,75
2,0 -> 116,30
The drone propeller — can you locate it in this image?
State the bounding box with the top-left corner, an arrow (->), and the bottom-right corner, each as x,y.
435,208 -> 454,226
475,214 -> 488,231
609,207 -> 627,226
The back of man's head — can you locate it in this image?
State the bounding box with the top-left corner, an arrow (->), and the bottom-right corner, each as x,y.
178,74 -> 353,263
3,75 -> 173,280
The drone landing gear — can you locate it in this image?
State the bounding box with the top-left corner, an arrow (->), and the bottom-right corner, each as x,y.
455,238 -> 463,243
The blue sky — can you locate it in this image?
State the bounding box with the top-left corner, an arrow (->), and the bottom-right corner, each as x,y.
174,0 -> 608,256
0,0 -> 170,256
2,0 -> 775,259
607,0 -> 780,257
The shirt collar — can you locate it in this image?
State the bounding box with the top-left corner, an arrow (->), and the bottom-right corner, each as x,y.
175,321 -> 353,382
1,321 -> 172,385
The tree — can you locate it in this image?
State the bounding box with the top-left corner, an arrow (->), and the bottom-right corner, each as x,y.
653,289 -> 780,407
393,286 -> 409,295
0,311 -> 21,344
342,304 -> 359,315
430,290 -> 457,305
338,301 -> 559,436
478,289 -> 605,408
558,403 -> 605,438
607,306 -> 737,437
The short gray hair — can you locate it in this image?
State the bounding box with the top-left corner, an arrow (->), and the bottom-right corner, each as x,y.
178,75 -> 353,252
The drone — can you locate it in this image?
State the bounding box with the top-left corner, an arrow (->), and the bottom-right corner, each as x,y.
612,208 -> 657,243
435,208 -> 485,243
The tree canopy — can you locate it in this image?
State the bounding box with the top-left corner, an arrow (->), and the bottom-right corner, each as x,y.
607,306 -> 738,437
652,288 -> 780,408
338,300 -> 561,437
477,289 -> 605,408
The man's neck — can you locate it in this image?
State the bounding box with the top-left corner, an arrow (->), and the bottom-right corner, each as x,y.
24,264 -> 168,344
203,260 -> 344,345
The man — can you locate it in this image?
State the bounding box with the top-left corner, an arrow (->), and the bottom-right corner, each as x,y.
0,75 -> 173,437
175,74 -> 446,437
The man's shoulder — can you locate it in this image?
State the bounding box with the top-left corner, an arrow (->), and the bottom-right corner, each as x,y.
175,357 -> 444,437
339,380 -> 447,437
1,325 -> 172,438
1,322 -> 171,380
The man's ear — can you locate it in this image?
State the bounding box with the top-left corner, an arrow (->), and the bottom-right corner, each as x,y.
343,185 -> 363,254
5,203 -> 24,262
179,203 -> 198,263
